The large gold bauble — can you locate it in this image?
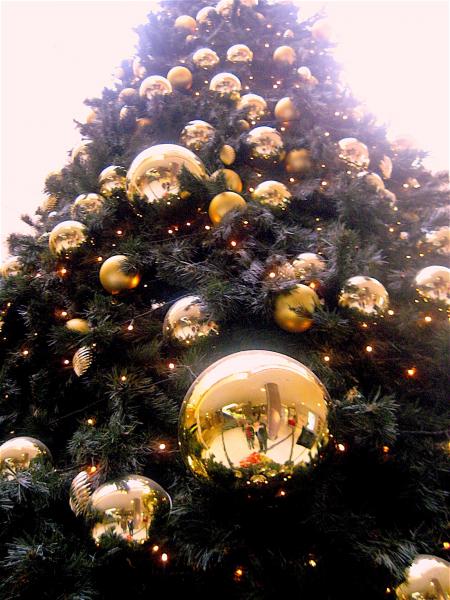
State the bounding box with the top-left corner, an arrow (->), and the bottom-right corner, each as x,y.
273,45 -> 296,66
219,144 -> 236,165
339,276 -> 389,315
274,97 -> 300,122
192,48 -> 220,69
415,265 -> 450,305
139,75 -> 172,99
118,88 -> 138,105
0,436 -> 51,476
285,148 -> 312,174
178,350 -> 329,481
89,475 -> 171,544
425,226 -> 450,255
237,94 -> 267,121
274,284 -> 320,332
70,469 -> 95,516
292,253 -> 326,280
49,220 -> 87,255
71,140 -> 92,164
357,171 -> 385,191
0,256 -> 21,278
127,144 -> 206,203
379,155 -> 393,179
338,138 -> 370,169
252,180 -> 291,208
209,72 -> 241,95
98,165 -> 127,197
163,295 -> 218,344
99,255 -> 140,295
180,120 -> 216,151
311,18 -> 333,43
395,555 -> 450,600
209,191 -> 246,225
71,193 -> 105,219
167,66 -> 193,90
247,126 -> 284,161
196,6 -> 217,25
65,318 -> 91,334
216,0 -> 234,19
211,169 -> 243,192
174,15 -> 197,33
226,44 -> 253,63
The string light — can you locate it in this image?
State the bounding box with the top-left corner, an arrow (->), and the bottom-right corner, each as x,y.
323,355 -> 330,362
61,311 -> 68,317
424,315 -> 432,323
168,362 -> 175,370
97,256 -> 103,262
159,443 -> 166,450
365,345 -> 373,353
161,553 -> 168,563
152,545 -> 159,552
116,230 -> 123,235
406,367 -> 416,377
234,567 -> 243,578
120,375 -> 127,382
22,349 -> 29,356
88,465 -> 97,474
337,443 -> 346,452
387,309 -> 394,316
382,445 -> 390,454
86,417 -> 95,426
269,272 -> 276,279
63,359 -> 70,365
204,225 -> 211,230
59,267 -> 67,275
230,240 -> 237,247
308,559 -> 317,567
127,322 -> 134,331
443,542 -> 450,550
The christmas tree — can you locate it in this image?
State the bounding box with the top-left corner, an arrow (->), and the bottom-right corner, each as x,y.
0,1 -> 449,598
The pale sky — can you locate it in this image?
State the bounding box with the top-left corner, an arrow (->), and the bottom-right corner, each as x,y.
1,0 -> 448,259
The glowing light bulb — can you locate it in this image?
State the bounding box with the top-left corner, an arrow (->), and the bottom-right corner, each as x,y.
168,362 -> 175,370
323,355 -> 330,362
406,367 -> 416,377
161,553 -> 168,562
116,230 -> 123,235
120,375 -> 127,382
424,315 -> 432,322
159,443 -> 166,450
230,240 -> 237,247
63,359 -> 70,365
337,443 -> 346,452
365,345 -> 373,353
87,418 -> 95,426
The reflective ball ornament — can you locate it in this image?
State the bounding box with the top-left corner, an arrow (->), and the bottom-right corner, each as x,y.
216,0 -> 234,19
174,15 -> 197,33
180,120 -> 215,151
285,149 -> 312,174
252,180 -> 291,208
118,88 -> 139,106
179,350 -> 329,480
99,255 -> 140,295
0,256 -> 21,278
70,469 -> 95,516
167,66 -> 193,90
425,226 -> 450,255
274,284 -> 321,332
196,6 -> 217,26
192,48 -> 220,70
98,165 -> 127,197
89,475 -> 171,544
209,191 -> 246,225
265,260 -> 296,286
292,253 -> 326,280
338,138 -> 370,169
0,436 -> 51,476
72,140 -> 92,164
311,18 -> 333,43
71,193 -> 105,219
209,72 -> 241,96
227,44 -> 253,63
164,295 -> 218,344
65,318 -> 91,334
139,76 -> 172,99
297,66 -> 311,80
237,94 -> 267,121
415,265 -> 450,305
247,126 -> 284,161
339,276 -> 389,315
395,555 -> 450,600
211,169 -> 243,192
273,45 -> 296,66
274,97 -> 300,122
219,144 -> 236,165
49,221 -> 87,255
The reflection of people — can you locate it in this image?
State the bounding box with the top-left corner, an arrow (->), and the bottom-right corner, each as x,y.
127,518 -> 134,537
256,423 -> 268,452
245,423 -> 255,449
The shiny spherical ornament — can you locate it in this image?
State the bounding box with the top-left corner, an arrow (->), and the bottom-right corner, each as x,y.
357,171 -> 385,192
70,469 -> 95,516
0,436 -> 51,476
216,0 -> 233,19
180,120 -> 215,151
71,193 -> 105,219
285,149 -> 312,174
174,15 -> 197,33
209,191 -> 246,225
247,126 -> 284,161
98,165 -> 127,197
65,318 -> 91,334
89,475 -> 171,544
227,44 -> 253,63
167,66 -> 193,90
179,350 -> 329,480
297,66 -> 312,80
118,87 -> 138,105
49,220 -> 87,256
237,94 -> 267,121
0,256 -> 21,278
71,140 -> 92,164
211,169 -> 243,193
99,255 -> 140,295
253,180 -> 291,208
274,284 -> 321,332
379,155 -> 393,179
192,48 -> 220,69
72,346 -> 93,377
338,138 -> 370,169
264,260 -> 296,285
196,6 -> 217,25
273,45 -> 296,66
164,295 -> 218,343
219,144 -> 236,165
209,72 -> 241,95
132,56 -> 147,78
339,276 -> 389,315
425,226 -> 450,255
292,253 -> 326,280
274,97 -> 300,122
311,18 -> 333,42
139,76 -> 172,99
396,555 -> 450,600
127,144 -> 206,203
415,266 -> 450,305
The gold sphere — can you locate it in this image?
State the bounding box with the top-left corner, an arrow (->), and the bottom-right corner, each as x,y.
71,140 -> 92,164
396,555 -> 450,599
238,119 -> 250,131
379,155 -> 393,179
415,265 -> 450,305
292,253 -> 326,280
118,87 -> 138,105
127,144 -> 206,203
180,120 -> 216,151
0,256 -> 21,278
139,75 -> 172,99
65,318 -> 91,334
339,276 -> 389,314
167,65 -> 193,90
252,180 -> 291,208
174,15 -> 197,33
208,191 -> 246,225
237,94 -> 267,121
192,48 -> 220,69
219,144 -> 236,165
71,193 -> 105,219
338,138 -> 370,169
285,148 -> 312,174
49,220 -> 87,256
178,350 -> 329,481
247,126 -> 284,161
136,117 -> 152,129
297,66 -> 312,80
99,255 -> 140,295
196,6 -> 217,25
216,0 -> 234,19
98,165 -> 127,197
211,169 -> 243,193
425,226 -> 450,255
0,436 -> 51,476
264,260 -> 296,285
273,45 -> 296,66
163,295 -> 218,343
209,72 -> 241,96
274,97 -> 300,122
274,284 -> 320,332
226,44 -> 253,63
311,18 -> 333,43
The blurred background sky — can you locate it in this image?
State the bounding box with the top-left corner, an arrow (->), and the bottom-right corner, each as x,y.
1,0 -> 448,259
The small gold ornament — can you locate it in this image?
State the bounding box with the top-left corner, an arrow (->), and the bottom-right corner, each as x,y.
226,44 -> 253,63
127,144 -> 206,203
297,66 -> 311,79
379,155 -> 393,179
132,56 -> 147,78
49,220 -> 87,255
178,350 -> 329,481
425,226 -> 450,255
196,6 -> 217,25
274,284 -> 320,332
167,66 -> 193,90
292,253 -> 326,280
0,436 -> 51,476
395,555 -> 450,600
71,193 -> 105,219
180,120 -> 216,151
0,256 -> 21,278
253,180 -> 291,208
415,265 -> 450,305
247,126 -> 284,161
118,88 -> 138,105
238,119 -> 250,131
338,138 -> 370,169
99,255 -> 140,295
216,0 -> 234,19
219,144 -> 236,165
339,276 -> 389,315
65,318 -> 91,334
209,72 -> 241,96
357,171 -> 385,192
237,94 -> 267,121
311,18 -> 333,43
192,48 -> 220,69
274,97 -> 300,122
209,191 -> 246,225
71,140 -> 92,164
211,169 -> 243,192
98,165 -> 127,197
273,45 -> 296,66
139,76 -> 172,99
163,295 -> 218,343
70,469 -> 95,516
285,149 -> 312,174
174,15 -> 197,33
72,346 -> 93,377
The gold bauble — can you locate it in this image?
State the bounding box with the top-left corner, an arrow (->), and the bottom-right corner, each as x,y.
209,72 -> 241,96
285,148 -> 312,174
174,15 -> 197,33
0,256 -> 21,278
339,276 -> 389,314
98,165 -> 127,197
71,140 -> 92,164
237,94 -> 267,121
65,318 -> 91,334
163,295 -> 218,343
357,171 -> 385,191
71,193 -> 105,219
274,284 -> 320,332
49,220 -> 87,255
196,6 -> 217,25
273,45 -> 296,66
415,265 -> 450,305
72,346 -> 93,377
89,475 -> 171,544
132,56 -> 147,78
192,48 -> 220,69
216,0 -> 234,19
274,97 -> 300,122
253,180 -> 291,208
396,555 -> 450,600
208,191 -> 246,225
99,255 -> 140,295
0,436 -> 51,476
219,144 -> 236,165
379,155 -> 393,179
283,29 -> 294,39
297,66 -> 312,80
338,138 -> 370,169
139,76 -> 172,99
247,126 -> 284,161
226,44 -> 253,63
118,88 -> 138,105
265,260 -> 296,284
211,169 -> 243,193
292,253 -> 326,280
127,144 -> 206,203
167,66 -> 193,90
70,469 -> 95,516
40,194 -> 59,213
179,350 -> 329,481
311,18 -> 333,43
180,120 -> 216,151
425,226 -> 450,255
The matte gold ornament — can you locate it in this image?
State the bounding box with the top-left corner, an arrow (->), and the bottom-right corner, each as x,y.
0,256 -> 21,278
139,76 -> 172,99
196,6 -> 217,25
0,436 -> 51,476
339,276 -> 389,315
179,350 -> 329,480
99,255 -> 140,295
65,318 -> 91,334
273,45 -> 296,66
71,140 -> 92,164
118,88 -> 138,105
174,15 -> 197,33
180,120 -> 216,151
338,138 -> 370,169
415,265 -> 450,305
192,48 -> 220,69
247,126 -> 284,161
216,0 -> 234,19
227,44 -> 253,63
211,169 -> 243,192
274,284 -> 320,332
71,193 -> 105,219
132,56 -> 147,78
163,295 -> 218,343
98,165 -> 127,197
425,226 -> 450,255
209,191 -> 246,225
395,555 -> 450,600
167,66 -> 193,90
219,144 -> 236,165
292,253 -> 326,280
285,148 -> 312,174
127,144 -> 206,203
357,171 -> 385,192
274,97 -> 300,122
70,469 -> 95,516
49,221 -> 87,255
209,72 -> 241,96
72,346 -> 93,377
237,94 -> 267,121
379,155 -> 393,179
89,475 -> 171,544
311,18 -> 333,43
252,180 -> 291,208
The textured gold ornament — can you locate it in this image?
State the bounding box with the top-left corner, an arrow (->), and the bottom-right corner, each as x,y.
339,276 -> 389,314
274,284 -> 320,332
167,66 -> 193,90
99,255 -> 140,295
65,318 -> 91,334
174,15 -> 197,32
71,140 -> 92,164
72,346 -> 93,377
196,6 -> 217,25
379,155 -> 393,179
311,18 -> 333,42
0,256 -> 21,278
425,226 -> 450,255
274,97 -> 300,122
227,44 -> 253,63
71,193 -> 105,219
209,191 -> 246,225
338,138 -> 370,169
40,194 -> 59,213
163,295 -> 218,343
49,221 -> 87,255
357,171 -> 385,191
209,72 -> 241,96
395,555 -> 450,600
216,0 -> 234,19
98,165 -> 127,197
253,180 -> 291,208
273,45 -> 296,66
211,169 -> 243,192
127,144 -> 206,203
118,88 -> 138,105
285,149 -> 312,174
89,475 -> 171,543
247,126 -> 284,161
139,76 -> 172,99
415,265 -> 450,305
0,436 -> 51,476
292,253 -> 326,280
237,94 -> 267,121
70,469 -> 95,516
132,56 -> 147,78
219,144 -> 236,165
180,120 -> 216,151
179,350 -> 329,481
192,48 -> 220,69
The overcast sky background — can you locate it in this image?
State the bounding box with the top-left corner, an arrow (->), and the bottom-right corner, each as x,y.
1,0 -> 448,259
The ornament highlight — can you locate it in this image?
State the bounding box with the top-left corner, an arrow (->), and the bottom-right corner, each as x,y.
274,97 -> 300,122
192,48 -> 220,69
273,45 -> 296,66
237,94 -> 267,121
285,148 -> 312,174
219,144 -> 236,165
139,76 -> 172,99
209,72 -> 241,96
252,180 -> 291,208
211,169 -> 243,192
338,138 -> 370,169
209,191 -> 246,225
180,120 -> 216,151
0,256 -> 21,278
292,253 -> 326,280
163,295 -> 218,343
167,66 -> 193,90
415,265 -> 450,305
226,44 -> 253,63
99,255 -> 140,295
71,193 -> 105,219
247,126 -> 284,161
0,436 -> 51,476
98,165 -> 127,197
395,555 -> 450,599
339,276 -> 389,315
49,221 -> 87,255
65,318 -> 91,334
274,284 -> 321,332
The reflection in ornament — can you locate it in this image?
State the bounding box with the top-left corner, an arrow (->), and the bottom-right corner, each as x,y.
338,138 -> 370,169
237,94 -> 267,121
425,227 -> 450,255
0,436 -> 51,476
139,76 -> 172,99
98,165 -> 127,197
415,266 -> 450,305
71,140 -> 92,164
180,120 -> 215,151
252,180 -> 291,208
48,221 -> 87,255
209,72 -> 241,95
226,44 -> 253,63
395,555 -> 450,599
247,126 -> 284,161
292,253 -> 326,280
71,193 -> 105,219
339,276 -> 389,315
163,295 -> 218,344
196,6 -> 217,25
192,48 -> 220,69
0,256 -> 21,278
